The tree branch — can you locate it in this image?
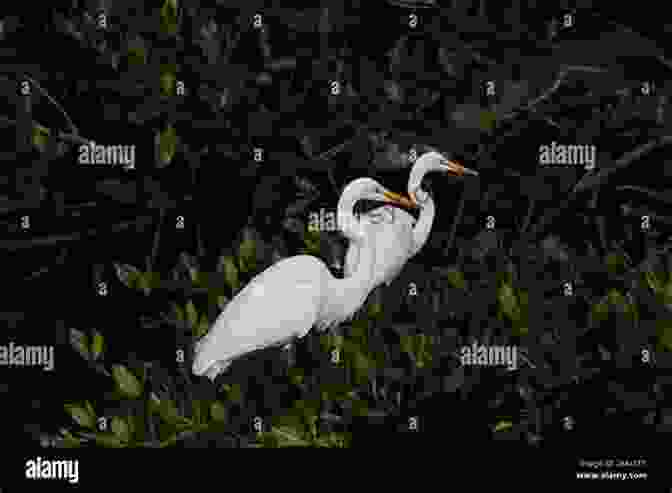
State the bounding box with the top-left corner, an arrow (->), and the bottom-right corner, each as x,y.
573,135 -> 672,193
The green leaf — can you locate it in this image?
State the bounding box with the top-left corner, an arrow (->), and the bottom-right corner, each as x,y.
32,123 -> 51,152
238,227 -> 257,273
210,401 -> 228,423
288,367 -> 304,386
159,63 -> 177,96
112,365 -> 143,399
219,255 -> 239,291
493,421 -> 513,432
185,300 -> 198,329
301,229 -> 321,255
269,425 -> 311,447
416,335 -> 434,368
498,283 -> 520,323
607,289 -> 626,311
160,71 -> 175,97
663,281 -> 672,306
126,36 -> 146,66
172,303 -> 185,321
111,416 -> 131,443
314,432 -> 348,448
84,400 -> 96,421
160,0 -> 179,36
64,403 -> 96,429
445,267 -> 466,289
349,320 -> 368,339
93,432 -> 126,448
91,330 -> 105,361
156,125 -> 177,167
605,252 -> 627,275
367,300 -> 382,319
196,313 -> 210,339
515,290 -> 529,335
149,392 -> 192,427
137,272 -> 153,295
69,328 -> 89,361
590,299 -> 609,327
643,269 -> 663,293
221,383 -> 243,404
659,323 -> 672,351
320,333 -> 344,351
192,399 -> 203,425
58,428 -> 82,448
479,109 -> 497,133
625,293 -> 640,324
400,335 -> 433,368
352,349 -> 373,382
114,263 -> 142,289
350,396 -> 369,417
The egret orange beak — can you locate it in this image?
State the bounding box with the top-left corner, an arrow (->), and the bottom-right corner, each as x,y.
383,190 -> 419,210
441,159 -> 479,176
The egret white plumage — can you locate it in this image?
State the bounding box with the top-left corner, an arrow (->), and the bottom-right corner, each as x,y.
192,178 -> 417,381
344,150 -> 478,288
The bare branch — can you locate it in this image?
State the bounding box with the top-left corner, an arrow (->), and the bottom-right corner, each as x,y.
615,185 -> 672,206
573,135 -> 672,193
0,216 -> 152,250
23,75 -> 78,135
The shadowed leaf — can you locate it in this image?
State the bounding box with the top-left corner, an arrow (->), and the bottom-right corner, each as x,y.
32,123 -> 50,152
114,263 -> 142,289
196,313 -> 210,338
59,428 -> 82,448
156,125 -> 177,167
64,403 -> 95,429
185,300 -> 198,329
91,330 -> 104,361
69,328 -> 89,361
149,392 -> 191,427
210,401 -> 228,423
218,255 -> 239,291
498,283 -> 520,322
111,416 -> 131,443
238,226 -> 257,273
493,421 -> 513,432
112,365 -> 143,399
93,432 -> 126,448
160,0 -> 179,36
445,267 -> 466,289
126,36 -> 147,66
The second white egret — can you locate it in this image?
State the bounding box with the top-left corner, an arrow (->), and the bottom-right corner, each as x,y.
344,150 -> 478,288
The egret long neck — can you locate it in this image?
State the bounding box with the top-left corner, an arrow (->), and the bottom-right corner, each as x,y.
411,195 -> 435,257
327,233 -> 376,322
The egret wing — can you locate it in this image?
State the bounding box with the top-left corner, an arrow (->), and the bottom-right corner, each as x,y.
193,256 -> 325,376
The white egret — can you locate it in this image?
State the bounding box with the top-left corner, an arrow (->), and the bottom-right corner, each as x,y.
192,178 -> 417,381
344,150 -> 478,288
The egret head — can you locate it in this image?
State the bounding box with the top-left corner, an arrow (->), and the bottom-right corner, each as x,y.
408,151 -> 478,205
338,177 -> 417,242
